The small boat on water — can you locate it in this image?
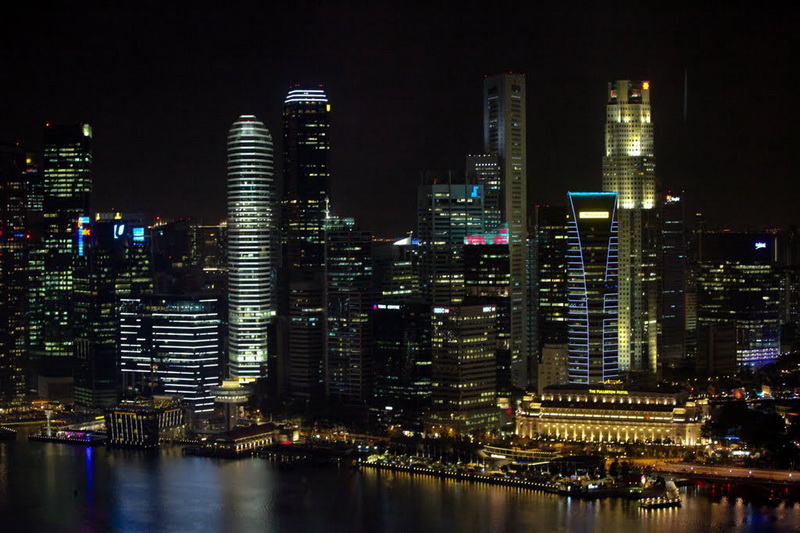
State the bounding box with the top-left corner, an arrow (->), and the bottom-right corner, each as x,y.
640,480 -> 681,510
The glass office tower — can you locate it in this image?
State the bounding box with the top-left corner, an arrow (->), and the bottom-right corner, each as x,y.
566,193 -> 619,384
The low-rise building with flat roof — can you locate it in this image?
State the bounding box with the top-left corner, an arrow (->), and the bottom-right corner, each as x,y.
104,398 -> 185,448
198,423 -> 290,456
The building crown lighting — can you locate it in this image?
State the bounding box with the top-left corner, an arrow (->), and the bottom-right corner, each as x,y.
284,89 -> 328,105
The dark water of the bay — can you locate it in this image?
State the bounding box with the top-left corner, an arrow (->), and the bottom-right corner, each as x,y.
1,438 -> 799,532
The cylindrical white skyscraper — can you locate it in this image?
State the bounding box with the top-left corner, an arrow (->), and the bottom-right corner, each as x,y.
227,115 -> 274,382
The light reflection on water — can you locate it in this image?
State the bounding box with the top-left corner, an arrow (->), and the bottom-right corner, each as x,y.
1,439 -> 799,532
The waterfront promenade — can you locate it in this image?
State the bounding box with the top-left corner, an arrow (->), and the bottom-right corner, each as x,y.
653,462 -> 800,484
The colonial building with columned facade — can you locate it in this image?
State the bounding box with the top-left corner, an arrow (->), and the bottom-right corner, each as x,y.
516,385 -> 706,445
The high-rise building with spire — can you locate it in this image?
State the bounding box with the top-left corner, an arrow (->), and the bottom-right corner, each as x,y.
602,80 -> 660,377
227,116 -> 274,383
482,73 -> 528,387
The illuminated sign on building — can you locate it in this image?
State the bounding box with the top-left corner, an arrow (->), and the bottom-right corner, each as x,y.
133,227 -> 145,242
588,389 -> 629,395
755,242 -> 767,250
432,307 -> 450,314
77,216 -> 91,256
579,211 -> 610,219
471,185 -> 481,198
464,225 -> 509,245
114,223 -> 126,239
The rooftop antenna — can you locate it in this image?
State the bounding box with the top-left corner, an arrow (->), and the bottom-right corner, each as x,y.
683,69 -> 688,125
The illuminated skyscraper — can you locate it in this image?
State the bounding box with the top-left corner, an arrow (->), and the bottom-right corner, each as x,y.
465,153 -> 501,232
372,302 -> 431,425
74,215 -> 153,407
417,173 -> 486,306
566,193 -> 619,384
532,205 -> 569,354
279,87 -> 330,400
227,116 -> 274,382
463,240 -> 512,397
696,232 -> 781,373
282,86 -> 330,269
285,268 -> 325,399
324,216 -> 373,403
120,295 -> 221,416
660,193 -> 687,371
483,73 -> 528,387
38,123 -> 92,377
0,144 -> 36,402
602,80 -> 659,376
428,304 -> 498,434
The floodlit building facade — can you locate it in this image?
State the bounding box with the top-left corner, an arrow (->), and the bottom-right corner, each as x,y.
517,385 -> 706,445
602,80 -> 659,377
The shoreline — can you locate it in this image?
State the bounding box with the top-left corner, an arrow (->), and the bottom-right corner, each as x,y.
360,459 -> 653,502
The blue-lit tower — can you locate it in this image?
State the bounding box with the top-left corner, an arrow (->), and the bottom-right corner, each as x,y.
566,192 -> 619,384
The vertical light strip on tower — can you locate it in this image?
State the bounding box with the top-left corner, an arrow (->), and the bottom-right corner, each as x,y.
227,116 -> 274,383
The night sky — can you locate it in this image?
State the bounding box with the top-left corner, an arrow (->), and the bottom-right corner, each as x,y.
2,4 -> 798,237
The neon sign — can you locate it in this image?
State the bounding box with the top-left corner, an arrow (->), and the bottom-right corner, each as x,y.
77,216 -> 90,256
133,227 -> 145,242
579,211 -> 609,219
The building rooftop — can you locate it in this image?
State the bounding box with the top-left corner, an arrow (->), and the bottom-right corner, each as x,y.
210,423 -> 279,443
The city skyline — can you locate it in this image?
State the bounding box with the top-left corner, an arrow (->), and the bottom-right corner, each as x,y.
1,5 -> 798,237
3,7 -> 800,530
